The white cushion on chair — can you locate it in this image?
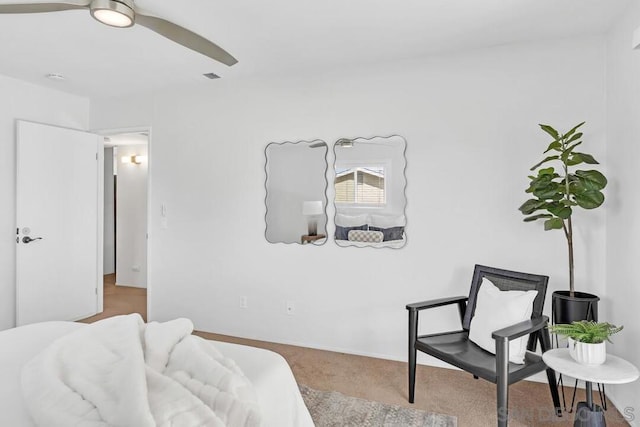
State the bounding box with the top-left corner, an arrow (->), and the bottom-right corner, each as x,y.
469,278 -> 538,364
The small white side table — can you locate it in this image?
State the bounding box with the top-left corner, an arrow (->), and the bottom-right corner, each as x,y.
543,349 -> 639,426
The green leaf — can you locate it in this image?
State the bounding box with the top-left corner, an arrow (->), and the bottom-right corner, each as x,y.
575,170 -> 607,190
562,122 -> 586,140
530,156 -> 559,171
524,214 -> 553,222
539,124 -> 559,140
570,152 -> 599,165
548,204 -> 572,219
519,199 -> 547,215
526,174 -> 563,200
537,167 -> 556,176
560,141 -> 583,162
560,199 -> 577,207
575,190 -> 605,209
565,132 -> 583,144
544,141 -> 562,153
529,174 -> 555,186
533,184 -> 561,200
544,217 -> 564,230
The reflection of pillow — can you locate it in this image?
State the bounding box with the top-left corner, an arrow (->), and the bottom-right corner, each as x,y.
335,214 -> 369,227
370,214 -> 406,228
369,226 -> 404,241
335,224 -> 367,240
469,278 -> 538,364
348,230 -> 383,243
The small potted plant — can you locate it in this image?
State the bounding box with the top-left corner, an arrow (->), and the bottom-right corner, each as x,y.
548,321 -> 623,365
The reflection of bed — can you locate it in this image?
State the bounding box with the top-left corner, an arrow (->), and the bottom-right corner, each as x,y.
0,321 -> 314,427
335,213 -> 406,248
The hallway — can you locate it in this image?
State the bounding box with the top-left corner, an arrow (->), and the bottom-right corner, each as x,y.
79,274 -> 146,323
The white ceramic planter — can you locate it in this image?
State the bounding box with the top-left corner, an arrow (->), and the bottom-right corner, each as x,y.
568,337 -> 606,365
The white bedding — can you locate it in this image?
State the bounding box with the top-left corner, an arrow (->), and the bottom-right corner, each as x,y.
0,320 -> 314,427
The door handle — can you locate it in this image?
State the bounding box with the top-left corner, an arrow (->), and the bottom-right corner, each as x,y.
22,236 -> 43,244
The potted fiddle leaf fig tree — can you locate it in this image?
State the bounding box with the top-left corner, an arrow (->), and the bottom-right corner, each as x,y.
519,122 -> 607,324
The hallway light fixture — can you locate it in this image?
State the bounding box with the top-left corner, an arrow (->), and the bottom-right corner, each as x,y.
121,155 -> 146,164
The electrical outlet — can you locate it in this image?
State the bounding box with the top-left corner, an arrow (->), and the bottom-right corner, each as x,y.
240,296 -> 248,309
285,300 -> 295,315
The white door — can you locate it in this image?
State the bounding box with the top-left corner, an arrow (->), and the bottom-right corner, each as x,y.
16,120 -> 102,326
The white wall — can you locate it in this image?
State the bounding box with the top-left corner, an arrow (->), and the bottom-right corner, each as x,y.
605,2 -> 640,424
115,143 -> 148,288
90,37 -> 607,364
0,75 -> 89,330
104,147 -> 115,275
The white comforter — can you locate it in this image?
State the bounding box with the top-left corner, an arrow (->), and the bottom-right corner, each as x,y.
21,314 -> 261,427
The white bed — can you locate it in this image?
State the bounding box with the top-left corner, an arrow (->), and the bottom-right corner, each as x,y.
0,321 -> 314,427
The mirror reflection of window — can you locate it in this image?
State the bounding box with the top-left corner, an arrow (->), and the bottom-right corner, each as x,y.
333,136 -> 407,249
265,140 -> 328,245
335,166 -> 386,205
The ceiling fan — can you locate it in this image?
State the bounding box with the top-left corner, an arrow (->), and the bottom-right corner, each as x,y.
0,0 -> 237,66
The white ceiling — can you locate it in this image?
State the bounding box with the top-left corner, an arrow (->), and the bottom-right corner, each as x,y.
0,0 -> 631,99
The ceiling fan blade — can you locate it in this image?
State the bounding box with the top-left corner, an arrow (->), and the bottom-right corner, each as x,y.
135,13 -> 237,66
0,1 -> 89,13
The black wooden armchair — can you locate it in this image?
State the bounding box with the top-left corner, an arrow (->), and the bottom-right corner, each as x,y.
407,265 -> 561,426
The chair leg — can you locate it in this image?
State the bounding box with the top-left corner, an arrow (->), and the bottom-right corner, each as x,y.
408,309 -> 418,404
540,325 -> 562,417
495,337 -> 509,427
545,368 -> 562,417
557,373 -> 567,412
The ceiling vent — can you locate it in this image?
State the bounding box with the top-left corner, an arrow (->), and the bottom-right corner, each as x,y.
203,72 -> 220,80
45,73 -> 65,81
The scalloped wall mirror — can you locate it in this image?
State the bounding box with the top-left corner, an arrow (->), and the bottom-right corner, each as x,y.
265,140 -> 328,245
333,135 -> 407,248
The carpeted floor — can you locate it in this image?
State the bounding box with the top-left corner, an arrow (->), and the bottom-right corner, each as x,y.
300,384 -> 457,427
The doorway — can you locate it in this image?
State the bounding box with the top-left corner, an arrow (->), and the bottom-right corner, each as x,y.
102,131 -> 148,320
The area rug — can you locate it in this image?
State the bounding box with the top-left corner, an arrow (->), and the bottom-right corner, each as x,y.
299,384 -> 457,427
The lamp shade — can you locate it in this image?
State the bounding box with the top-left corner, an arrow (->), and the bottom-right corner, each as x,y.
302,201 -> 323,216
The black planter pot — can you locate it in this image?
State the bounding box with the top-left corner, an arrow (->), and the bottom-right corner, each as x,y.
551,290 -> 599,324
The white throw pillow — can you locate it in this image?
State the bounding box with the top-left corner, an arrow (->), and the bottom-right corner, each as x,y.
469,278 -> 538,364
335,213 -> 369,227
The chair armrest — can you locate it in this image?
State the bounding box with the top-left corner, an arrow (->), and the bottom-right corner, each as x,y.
406,296 -> 468,312
491,316 -> 548,341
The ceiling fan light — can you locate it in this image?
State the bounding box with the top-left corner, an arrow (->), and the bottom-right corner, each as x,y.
90,0 -> 135,28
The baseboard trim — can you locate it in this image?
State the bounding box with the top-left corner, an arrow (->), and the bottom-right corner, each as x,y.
114,282 -> 146,289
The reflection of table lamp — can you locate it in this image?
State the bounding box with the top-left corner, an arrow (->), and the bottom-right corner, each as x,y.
302,201 -> 323,236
